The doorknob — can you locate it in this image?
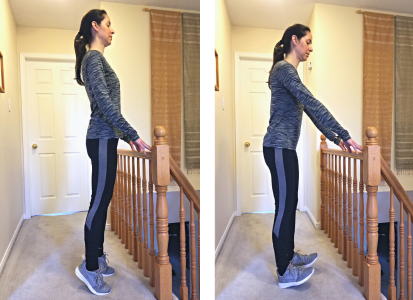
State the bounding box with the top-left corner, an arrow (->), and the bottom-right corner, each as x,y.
32,144 -> 38,149
245,142 -> 250,147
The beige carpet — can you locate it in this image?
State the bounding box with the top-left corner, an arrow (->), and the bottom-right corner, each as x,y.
216,211 -> 386,300
0,212 -> 177,300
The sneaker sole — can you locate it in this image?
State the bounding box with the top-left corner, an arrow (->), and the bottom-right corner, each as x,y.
75,266 -> 112,296
278,268 -> 315,289
81,255 -> 115,277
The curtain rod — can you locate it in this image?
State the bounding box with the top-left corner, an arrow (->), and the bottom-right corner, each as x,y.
142,7 -> 200,14
356,9 -> 395,18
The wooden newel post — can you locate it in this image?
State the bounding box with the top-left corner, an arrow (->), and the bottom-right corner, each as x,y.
363,127 -> 381,300
153,126 -> 172,300
320,135 -> 328,230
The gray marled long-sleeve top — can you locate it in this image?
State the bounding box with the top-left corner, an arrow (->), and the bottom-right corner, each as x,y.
263,60 -> 351,150
82,50 -> 139,142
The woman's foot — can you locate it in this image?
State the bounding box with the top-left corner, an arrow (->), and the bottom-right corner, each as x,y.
75,261 -> 112,295
277,264 -> 314,288
82,252 -> 115,277
291,250 -> 318,268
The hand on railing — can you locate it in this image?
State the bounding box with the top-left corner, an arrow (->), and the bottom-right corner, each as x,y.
337,138 -> 363,154
129,138 -> 152,154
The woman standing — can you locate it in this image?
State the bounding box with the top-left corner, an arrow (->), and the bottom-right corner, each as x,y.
263,24 -> 362,289
74,9 -> 151,295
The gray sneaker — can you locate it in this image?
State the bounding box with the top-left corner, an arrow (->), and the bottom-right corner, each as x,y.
277,264 -> 314,288
291,250 -> 318,268
82,253 -> 115,277
75,261 -> 112,295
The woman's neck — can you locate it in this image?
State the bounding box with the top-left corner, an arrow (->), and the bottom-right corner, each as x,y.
285,52 -> 300,69
89,40 -> 105,55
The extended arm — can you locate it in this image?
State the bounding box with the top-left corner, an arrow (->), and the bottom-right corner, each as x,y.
279,63 -> 351,142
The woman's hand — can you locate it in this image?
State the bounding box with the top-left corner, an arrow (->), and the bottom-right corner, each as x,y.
128,138 -> 152,154
338,138 -> 363,154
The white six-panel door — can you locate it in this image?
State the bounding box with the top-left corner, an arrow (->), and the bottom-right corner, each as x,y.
239,58 -> 305,213
26,60 -> 90,216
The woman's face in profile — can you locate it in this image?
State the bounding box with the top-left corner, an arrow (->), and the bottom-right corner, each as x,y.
94,14 -> 115,47
294,32 -> 313,62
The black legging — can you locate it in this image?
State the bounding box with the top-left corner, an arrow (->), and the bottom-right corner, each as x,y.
263,146 -> 299,276
85,138 -> 118,271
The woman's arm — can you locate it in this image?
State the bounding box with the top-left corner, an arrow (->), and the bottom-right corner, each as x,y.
304,107 -> 342,144
278,63 -> 351,142
85,52 -> 139,142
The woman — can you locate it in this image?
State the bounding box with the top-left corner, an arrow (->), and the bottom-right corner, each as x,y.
73,9 -> 151,295
263,24 -> 362,289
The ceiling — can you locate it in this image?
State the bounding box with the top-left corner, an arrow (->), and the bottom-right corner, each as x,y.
224,0 -> 413,30
8,0 -> 200,30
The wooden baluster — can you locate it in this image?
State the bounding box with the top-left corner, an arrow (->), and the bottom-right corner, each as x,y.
132,157 -> 138,262
352,159 -> 359,276
334,155 -> 339,248
359,160 -> 365,286
388,187 -> 396,299
137,158 -> 143,269
120,155 -> 125,243
190,201 -> 197,300
114,154 -> 119,235
180,188 -> 188,300
407,237 -> 413,295
400,201 -> 406,300
329,154 -> 333,239
320,135 -> 327,231
127,156 -> 132,251
143,159 -> 150,277
363,127 -> 381,300
342,156 -> 348,261
325,153 -> 330,235
149,160 -> 156,287
338,156 -> 343,254
153,126 -> 172,299
125,155 -> 130,249
347,157 -> 352,268
118,155 -> 122,238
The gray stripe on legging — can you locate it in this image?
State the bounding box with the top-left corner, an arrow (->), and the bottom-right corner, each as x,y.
273,148 -> 286,238
86,139 -> 108,230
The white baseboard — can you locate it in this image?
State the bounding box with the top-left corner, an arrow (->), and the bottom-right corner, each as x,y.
215,211 -> 235,261
0,216 -> 24,276
305,207 -> 321,230
105,223 -> 111,231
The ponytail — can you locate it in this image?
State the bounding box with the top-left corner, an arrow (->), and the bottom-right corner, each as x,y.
74,9 -> 107,86
268,24 -> 311,89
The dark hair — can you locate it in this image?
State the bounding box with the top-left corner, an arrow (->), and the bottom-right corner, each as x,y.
74,9 -> 107,85
268,24 -> 311,88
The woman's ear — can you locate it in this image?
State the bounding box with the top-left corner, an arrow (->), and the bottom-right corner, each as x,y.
291,35 -> 299,45
91,21 -> 99,33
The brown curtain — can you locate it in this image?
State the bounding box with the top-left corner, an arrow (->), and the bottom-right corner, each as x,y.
151,10 -> 182,166
395,16 -> 413,174
363,12 -> 394,166
182,13 -> 200,171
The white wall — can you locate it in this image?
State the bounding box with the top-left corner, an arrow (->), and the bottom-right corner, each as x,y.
0,0 -> 24,272
215,0 -> 236,250
232,26 -> 283,54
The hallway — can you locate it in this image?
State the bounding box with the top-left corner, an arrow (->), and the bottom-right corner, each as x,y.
215,211 -> 385,300
0,212 -> 171,300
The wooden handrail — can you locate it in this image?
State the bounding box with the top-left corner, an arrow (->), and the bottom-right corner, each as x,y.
322,148 -> 363,160
117,148 -> 152,160
169,155 -> 200,213
380,156 -> 413,217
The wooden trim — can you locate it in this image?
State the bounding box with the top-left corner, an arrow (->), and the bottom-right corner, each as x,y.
0,51 -> 4,93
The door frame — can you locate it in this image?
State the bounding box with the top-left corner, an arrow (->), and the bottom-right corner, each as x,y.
20,53 -> 89,219
234,51 -> 306,216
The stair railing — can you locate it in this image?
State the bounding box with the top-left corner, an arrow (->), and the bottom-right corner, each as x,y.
111,126 -> 200,300
320,127 -> 380,299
